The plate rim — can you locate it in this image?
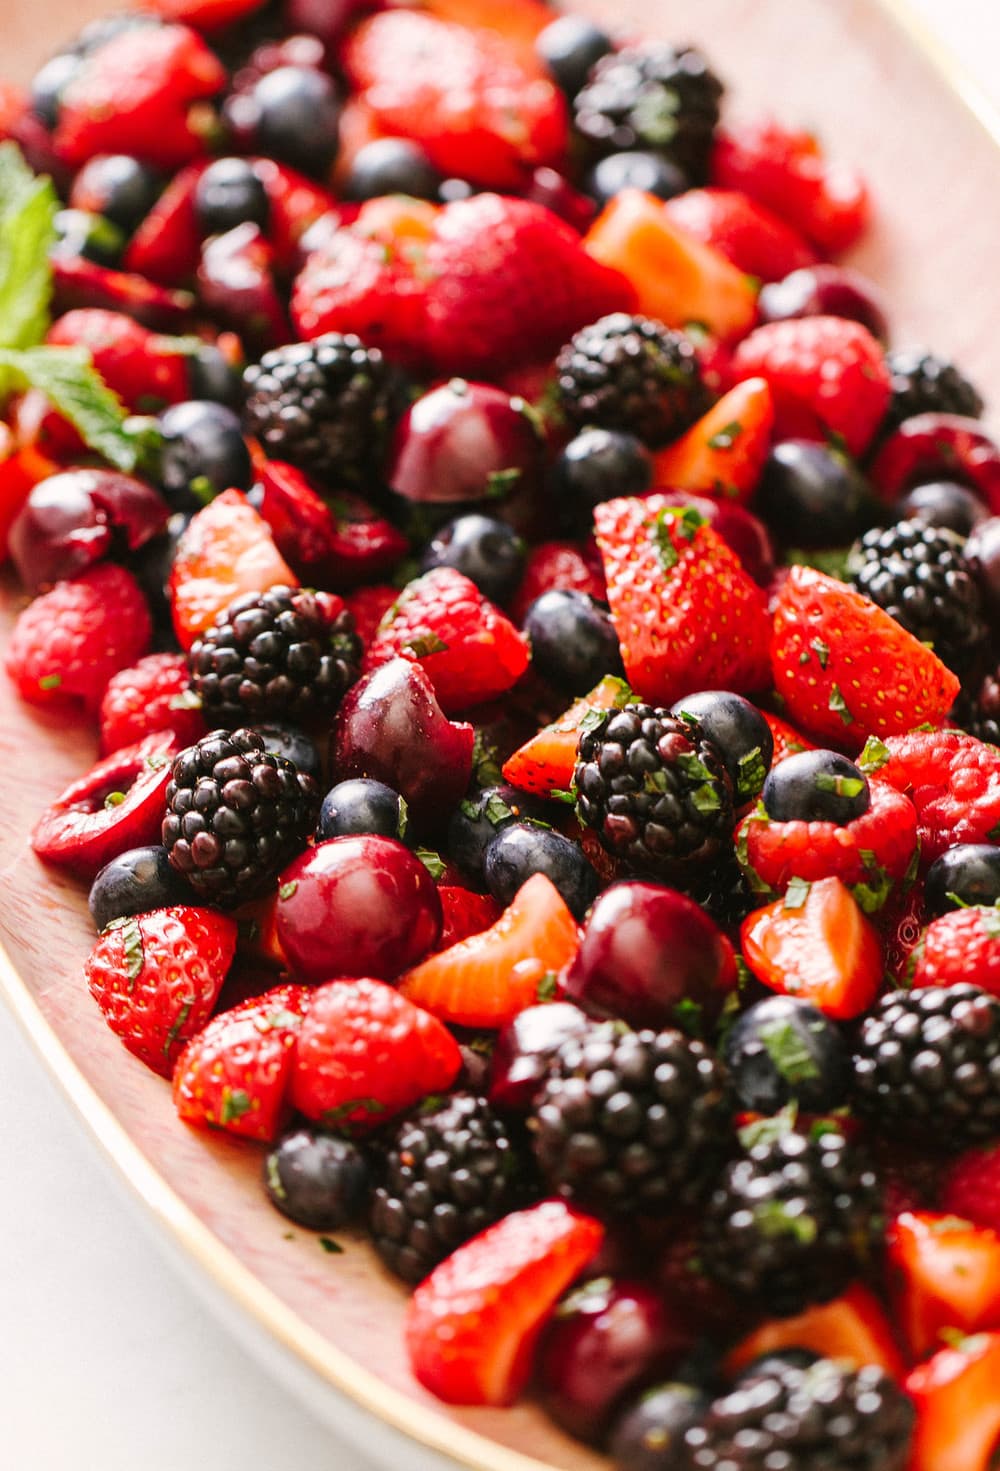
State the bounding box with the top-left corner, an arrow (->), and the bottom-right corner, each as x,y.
3,2 -> 1000,1468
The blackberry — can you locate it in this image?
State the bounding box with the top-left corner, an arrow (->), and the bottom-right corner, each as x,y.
575,703 -> 735,882
530,1022 -> 732,1215
683,1357 -> 915,1471
573,42 -> 723,183
555,314 -> 706,448
846,520 -> 988,676
188,585 -> 362,727
242,334 -> 400,486
699,1120 -> 881,1317
684,857 -> 757,934
852,984 -> 1000,1145
881,347 -> 984,438
960,663 -> 1000,746
370,1094 -> 530,1284
162,727 -> 319,906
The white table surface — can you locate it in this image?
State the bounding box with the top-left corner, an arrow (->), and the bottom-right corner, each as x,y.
1,3 -> 997,1468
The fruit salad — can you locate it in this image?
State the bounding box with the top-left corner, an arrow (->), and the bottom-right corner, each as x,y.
3,0 -> 1000,1467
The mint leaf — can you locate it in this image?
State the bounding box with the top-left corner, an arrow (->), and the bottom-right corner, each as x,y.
707,419 -> 743,451
827,684 -> 854,726
415,846 -> 447,880
784,876 -> 812,910
759,1018 -> 820,1085
0,143 -> 57,353
858,735 -> 891,774
318,1236 -> 344,1254
220,1087 -> 253,1125
0,345 -> 140,472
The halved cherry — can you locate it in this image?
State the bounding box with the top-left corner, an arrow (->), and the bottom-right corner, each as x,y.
258,460 -> 407,589
52,255 -> 195,332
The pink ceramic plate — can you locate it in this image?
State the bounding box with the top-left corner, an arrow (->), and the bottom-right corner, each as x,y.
2,2 -> 1000,1467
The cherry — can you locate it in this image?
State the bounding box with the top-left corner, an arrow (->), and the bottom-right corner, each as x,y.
563,881 -> 737,1030
489,1001 -> 592,1113
9,468 -> 169,591
869,413 -> 1000,513
196,222 -> 289,352
758,264 -> 889,343
331,657 -> 474,830
965,515 -> 1000,621
537,1276 -> 693,1443
274,835 -> 442,983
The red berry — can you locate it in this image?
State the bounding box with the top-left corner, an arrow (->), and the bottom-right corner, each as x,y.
888,1210 -> 1000,1360
724,1284 -> 905,1380
85,905 -> 237,1076
343,583 -> 398,651
257,460 -> 407,590
46,310 -> 193,414
99,652 -> 205,755
52,253 -> 196,331
650,378 -> 775,508
909,907 -> 1000,996
665,187 -> 817,282
906,1332 -> 1000,1471
510,540 -> 606,626
502,674 -> 631,798
941,1143 -> 1000,1233
873,729 -> 1000,867
435,886 -> 502,952
870,414 -> 1000,515
124,160 -> 208,285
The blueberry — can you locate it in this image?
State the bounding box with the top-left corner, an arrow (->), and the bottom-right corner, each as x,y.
587,150 -> 688,206
187,344 -> 242,408
88,845 -> 193,931
523,589 -> 623,695
762,749 -> 870,825
317,778 -> 407,842
344,137 -> 441,202
195,158 -> 270,238
264,1127 -> 370,1230
723,995 -> 848,1114
250,66 -> 341,177
420,515 -> 525,605
551,428 -> 652,531
30,51 -> 81,128
158,400 -> 253,509
447,783 -> 551,884
484,822 -> 600,919
924,844 -> 1000,918
609,1382 -> 709,1471
536,15 -> 613,98
669,691 -> 774,804
757,440 -> 875,549
255,723 -> 323,783
897,480 -> 988,537
51,209 -> 125,267
71,154 -> 164,235
130,510 -> 190,648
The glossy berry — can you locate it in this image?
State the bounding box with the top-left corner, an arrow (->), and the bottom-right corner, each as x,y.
316,778 -> 407,843
898,480 -> 988,537
724,994 -> 849,1114
609,1382 -> 709,1471
264,1127 -> 370,1230
158,400 -> 253,509
30,50 -> 81,128
924,845 -> 1000,918
52,208 -> 124,267
523,589 -> 623,696
587,150 -> 687,206
253,723 -> 322,783
194,158 -> 270,237
757,440 -> 874,548
763,749 -> 870,825
489,1002 -> 593,1113
966,516 -> 1000,623
69,153 -> 164,235
246,66 -> 341,176
188,344 -> 242,408
446,784 -> 550,886
757,264 -> 890,343
535,14 -> 612,99
484,821 -> 600,921
344,137 -> 441,202
420,515 -> 526,606
551,428 -> 653,532
88,844 -> 192,931
669,690 -> 774,805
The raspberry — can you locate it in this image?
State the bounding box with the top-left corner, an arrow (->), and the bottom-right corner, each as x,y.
941,1141 -> 1000,1232
875,729 -> 1000,867
99,651 -> 205,755
909,906 -> 1000,996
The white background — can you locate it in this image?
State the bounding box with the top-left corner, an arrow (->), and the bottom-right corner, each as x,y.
1,2 -> 996,1467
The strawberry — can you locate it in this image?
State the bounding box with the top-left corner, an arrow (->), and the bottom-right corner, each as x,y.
123,160 -> 208,285
502,674 -> 632,798
257,461 -> 407,590
770,567 -> 960,748
399,873 -> 580,1028
941,1143 -> 1000,1234
419,0 -> 553,67
763,708 -> 816,764
735,779 -> 918,910
909,907 -> 1000,996
46,310 -> 193,413
405,1199 -> 604,1406
343,11 -> 568,191
168,488 -> 298,650
725,1284 -> 906,1381
665,187 -> 817,281
85,906 -> 237,1076
650,378 -> 774,505
731,316 -> 890,458
712,119 -> 870,255
289,977 -> 462,1130
172,982 -> 310,1141
249,158 -> 339,275
872,729 -> 1000,867
422,194 -> 635,375
906,1333 -> 1000,1471
5,562 -> 151,711
889,1211 -> 1000,1360
509,540 -> 606,625
435,887 -> 502,952
54,25 -> 226,170
99,652 -> 205,756
144,0 -> 269,31
740,876 -> 883,1020
583,188 -> 759,342
593,496 -> 771,707
364,568 -> 530,715
51,254 -> 195,332
343,583 -> 398,651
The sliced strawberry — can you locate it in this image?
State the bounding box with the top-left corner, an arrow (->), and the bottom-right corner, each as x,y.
52,254 -> 195,331
906,1333 -> 1000,1471
172,982 -> 310,1141
257,460 -> 407,590
724,1283 -> 905,1380
665,187 -> 817,282
435,887 -> 503,952
406,1199 -> 604,1406
740,876 -> 883,1020
46,310 -> 192,414
399,873 -> 580,1028
123,160 -> 208,285
763,708 -> 816,764
169,488 -> 298,650
650,378 -> 774,505
502,674 -> 632,798
419,0 -> 553,66
889,1211 -> 1000,1361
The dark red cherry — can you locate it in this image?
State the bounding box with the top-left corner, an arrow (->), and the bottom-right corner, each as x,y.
9,468 -> 169,591
563,881 -> 737,1030
274,835 -> 442,983
196,222 -> 289,351
489,1001 -> 592,1112
758,264 -> 890,343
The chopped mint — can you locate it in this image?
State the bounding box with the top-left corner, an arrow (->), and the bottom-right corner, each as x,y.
752,1198 -> 818,1245
162,1000 -> 192,1059
485,467 -> 521,498
121,917 -> 144,987
37,673 -> 62,690
536,972 -> 559,1002
815,772 -> 865,798
810,637 -> 830,669
783,876 -> 811,910
483,793 -> 514,827
220,1087 -> 253,1125
402,632 -> 448,658
827,684 -> 854,725
738,1103 -> 799,1151
707,419 -> 744,451
759,1018 -> 820,1085
673,997 -> 703,1038
858,735 -> 891,773
415,847 -> 447,880
736,746 -> 767,801
103,790 -> 126,809
266,1154 -> 286,1202
318,1236 -> 344,1254
690,782 -> 722,815
548,787 -> 577,805
278,881 -> 298,900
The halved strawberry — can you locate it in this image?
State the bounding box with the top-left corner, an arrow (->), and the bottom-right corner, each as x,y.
399,873 -> 580,1028
169,488 -> 298,650
740,876 -> 882,1020
770,566 -> 960,748
889,1211 -> 1000,1361
650,378 -> 774,505
763,708 -> 816,764
406,1199 -> 604,1405
172,982 -> 311,1142
435,887 -> 502,952
123,160 -> 208,285
502,674 -> 632,798
906,1333 -> 1000,1471
724,1283 -> 905,1380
